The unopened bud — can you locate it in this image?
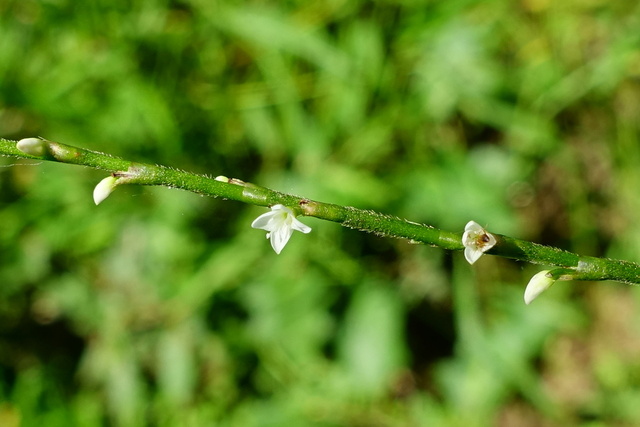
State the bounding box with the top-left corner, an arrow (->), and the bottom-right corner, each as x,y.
16,138 -> 46,156
524,270 -> 556,305
93,176 -> 119,205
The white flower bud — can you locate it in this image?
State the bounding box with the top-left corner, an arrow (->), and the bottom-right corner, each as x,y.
93,176 -> 119,205
17,138 -> 46,156
524,270 -> 556,305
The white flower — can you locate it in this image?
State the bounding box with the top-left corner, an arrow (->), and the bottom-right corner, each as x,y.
251,204 -> 311,254
462,220 -> 497,264
524,270 -> 556,305
93,176 -> 119,205
17,138 -> 46,156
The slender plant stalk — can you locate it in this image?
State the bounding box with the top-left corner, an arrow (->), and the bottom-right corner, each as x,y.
2,137 -> 639,286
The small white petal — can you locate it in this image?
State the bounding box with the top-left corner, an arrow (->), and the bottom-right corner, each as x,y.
251,211 -> 278,230
462,230 -> 472,247
464,246 -> 483,264
524,270 -> 556,305
17,138 -> 46,156
93,176 -> 119,205
486,233 -> 497,247
291,218 -> 312,234
464,220 -> 484,234
270,223 -> 293,254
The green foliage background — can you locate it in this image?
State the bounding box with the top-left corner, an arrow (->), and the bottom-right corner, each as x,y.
2,0 -> 640,425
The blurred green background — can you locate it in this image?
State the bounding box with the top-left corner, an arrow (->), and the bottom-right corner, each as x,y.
2,0 -> 640,425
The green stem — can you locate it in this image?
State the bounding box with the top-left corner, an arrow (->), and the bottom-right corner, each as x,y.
3,137 -> 640,285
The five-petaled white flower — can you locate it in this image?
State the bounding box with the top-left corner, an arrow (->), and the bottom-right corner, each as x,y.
523,270 -> 556,305
251,204 -> 311,254
462,220 -> 497,264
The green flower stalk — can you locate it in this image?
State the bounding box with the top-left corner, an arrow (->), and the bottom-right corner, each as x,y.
4,136 -> 640,303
